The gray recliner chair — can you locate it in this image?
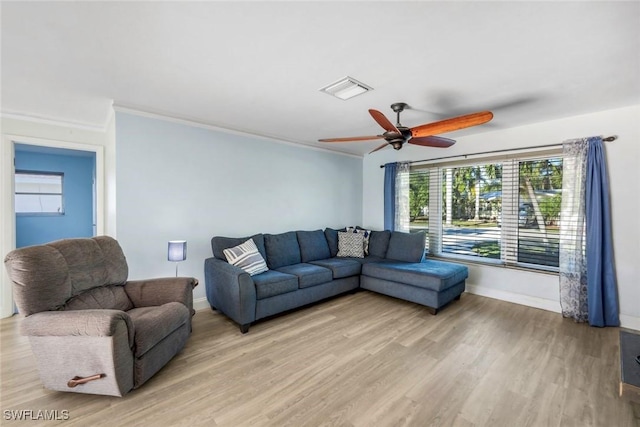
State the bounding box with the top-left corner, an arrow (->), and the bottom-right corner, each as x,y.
4,236 -> 197,397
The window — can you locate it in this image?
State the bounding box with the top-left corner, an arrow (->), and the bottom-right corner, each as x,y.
440,163 -> 502,260
15,171 -> 64,215
513,158 -> 562,268
409,151 -> 567,272
409,169 -> 430,249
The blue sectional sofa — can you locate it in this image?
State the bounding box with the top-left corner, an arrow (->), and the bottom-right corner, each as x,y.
204,228 -> 468,333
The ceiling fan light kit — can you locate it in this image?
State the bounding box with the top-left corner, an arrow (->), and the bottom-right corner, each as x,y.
319,76 -> 373,100
319,102 -> 493,154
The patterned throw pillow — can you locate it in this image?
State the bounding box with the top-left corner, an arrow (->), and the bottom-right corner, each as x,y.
337,231 -> 365,258
223,239 -> 269,276
347,226 -> 372,255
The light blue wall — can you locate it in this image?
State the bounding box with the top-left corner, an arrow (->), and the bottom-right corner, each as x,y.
115,112 -> 363,301
15,145 -> 95,248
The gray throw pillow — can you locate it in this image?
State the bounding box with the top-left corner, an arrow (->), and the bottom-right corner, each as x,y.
337,232 -> 364,258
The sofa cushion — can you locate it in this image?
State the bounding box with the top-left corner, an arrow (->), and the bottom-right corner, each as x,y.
212,234 -> 266,261
309,258 -> 362,279
324,228 -> 341,257
63,284 -> 134,312
276,263 -> 333,289
356,256 -> 389,265
337,231 -> 364,258
368,230 -> 391,258
223,239 -> 269,276
297,230 -> 331,263
264,232 -> 301,269
361,260 -> 468,292
252,270 -> 298,299
127,302 -> 189,357
385,231 -> 426,263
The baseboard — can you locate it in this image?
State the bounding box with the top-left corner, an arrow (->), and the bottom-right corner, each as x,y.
194,287 -> 640,330
466,284 -> 640,331
194,297 -> 210,312
465,284 -> 562,313
620,315 -> 640,332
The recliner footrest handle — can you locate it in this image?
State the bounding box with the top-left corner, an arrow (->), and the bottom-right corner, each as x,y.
67,373 -> 106,388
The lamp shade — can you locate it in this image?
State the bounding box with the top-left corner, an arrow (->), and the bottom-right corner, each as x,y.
168,240 -> 187,262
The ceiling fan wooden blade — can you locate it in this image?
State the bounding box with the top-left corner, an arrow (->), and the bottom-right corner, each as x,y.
410,111 -> 493,138
409,136 -> 456,148
318,135 -> 384,143
369,109 -> 399,133
368,142 -> 389,154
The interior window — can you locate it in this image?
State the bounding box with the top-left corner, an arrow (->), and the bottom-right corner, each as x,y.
15,171 -> 64,215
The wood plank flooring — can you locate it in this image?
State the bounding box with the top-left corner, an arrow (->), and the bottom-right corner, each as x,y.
1,292 -> 638,426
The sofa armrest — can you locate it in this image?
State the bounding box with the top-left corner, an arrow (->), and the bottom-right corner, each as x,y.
124,277 -> 196,315
204,257 -> 256,327
21,309 -> 134,346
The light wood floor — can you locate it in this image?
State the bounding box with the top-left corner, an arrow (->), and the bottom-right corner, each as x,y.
1,292 -> 638,426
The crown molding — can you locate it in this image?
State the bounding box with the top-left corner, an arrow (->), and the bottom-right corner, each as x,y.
112,103 -> 363,159
0,111 -> 109,133
1,105 -> 365,159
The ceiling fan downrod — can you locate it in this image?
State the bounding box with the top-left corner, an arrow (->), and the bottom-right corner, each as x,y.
388,102 -> 410,149
390,102 -> 407,126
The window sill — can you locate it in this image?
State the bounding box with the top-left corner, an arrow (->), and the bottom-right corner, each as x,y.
427,254 -> 559,276
16,212 -> 65,217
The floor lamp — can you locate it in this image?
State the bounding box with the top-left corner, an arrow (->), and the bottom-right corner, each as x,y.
168,240 -> 187,277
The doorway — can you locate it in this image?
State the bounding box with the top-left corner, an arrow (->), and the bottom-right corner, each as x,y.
1,136 -> 105,318
14,144 -> 96,247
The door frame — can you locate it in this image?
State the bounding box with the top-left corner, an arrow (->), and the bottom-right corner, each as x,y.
1,135 -> 105,318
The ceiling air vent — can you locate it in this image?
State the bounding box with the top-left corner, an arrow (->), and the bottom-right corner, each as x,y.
319,76 -> 373,100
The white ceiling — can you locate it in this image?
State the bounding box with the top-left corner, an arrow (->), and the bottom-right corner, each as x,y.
2,1 -> 639,156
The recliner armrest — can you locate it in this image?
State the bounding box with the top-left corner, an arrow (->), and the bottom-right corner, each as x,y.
21,309 -> 134,347
124,277 -> 196,313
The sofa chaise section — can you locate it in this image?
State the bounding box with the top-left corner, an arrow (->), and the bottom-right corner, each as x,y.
361,260 -> 468,315
359,230 -> 468,315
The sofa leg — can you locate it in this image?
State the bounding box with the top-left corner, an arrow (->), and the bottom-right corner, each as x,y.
239,324 -> 250,334
427,306 -> 438,315
454,294 -> 461,301
210,305 -> 216,311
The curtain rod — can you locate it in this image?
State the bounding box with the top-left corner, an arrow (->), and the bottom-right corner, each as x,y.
378,135 -> 617,168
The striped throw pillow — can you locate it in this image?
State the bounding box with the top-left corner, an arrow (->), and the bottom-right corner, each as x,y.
223,239 -> 269,276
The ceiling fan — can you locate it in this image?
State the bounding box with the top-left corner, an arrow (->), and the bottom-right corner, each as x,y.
318,102 -> 493,154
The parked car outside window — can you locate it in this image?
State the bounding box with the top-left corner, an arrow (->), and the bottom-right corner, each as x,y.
497,202 -> 537,227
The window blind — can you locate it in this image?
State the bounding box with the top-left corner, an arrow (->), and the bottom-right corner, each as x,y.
408,149 -> 577,273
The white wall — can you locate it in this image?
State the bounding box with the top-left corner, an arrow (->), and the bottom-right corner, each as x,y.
363,105 -> 640,329
115,112 -> 363,303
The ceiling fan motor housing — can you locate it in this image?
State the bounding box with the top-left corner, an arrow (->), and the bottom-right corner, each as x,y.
391,140 -> 404,150
384,126 -> 412,150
